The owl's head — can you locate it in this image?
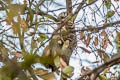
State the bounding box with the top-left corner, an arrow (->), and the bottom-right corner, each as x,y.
57,12 -> 67,22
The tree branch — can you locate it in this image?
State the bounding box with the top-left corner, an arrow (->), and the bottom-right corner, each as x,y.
79,53 -> 120,80
70,20 -> 120,33
72,0 -> 87,21
32,9 -> 58,22
73,0 -> 98,22
28,67 -> 38,80
66,0 -> 72,14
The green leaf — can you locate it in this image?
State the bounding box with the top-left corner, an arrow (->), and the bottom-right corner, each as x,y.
40,34 -> 48,39
106,10 -> 115,18
54,56 -> 60,68
62,66 -> 74,78
39,56 -> 54,65
27,8 -> 34,23
40,72 -> 56,80
39,34 -> 48,41
0,59 -> 21,79
99,75 -> 109,80
30,40 -> 38,53
88,0 -> 94,3
12,22 -> 20,35
7,4 -> 25,19
38,34 -> 48,45
22,53 -> 39,69
105,1 -> 111,9
115,32 -> 120,52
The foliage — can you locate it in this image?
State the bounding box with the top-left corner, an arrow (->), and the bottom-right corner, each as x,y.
0,0 -> 120,80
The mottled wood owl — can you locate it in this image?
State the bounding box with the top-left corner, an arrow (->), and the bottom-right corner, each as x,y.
42,12 -> 77,71
57,12 -> 76,50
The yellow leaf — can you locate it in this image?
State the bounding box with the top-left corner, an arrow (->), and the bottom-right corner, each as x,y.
54,56 -> 60,68
106,10 -> 115,18
62,66 -> 74,78
62,40 -> 69,51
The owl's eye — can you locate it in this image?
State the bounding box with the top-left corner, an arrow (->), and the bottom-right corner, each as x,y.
61,16 -> 65,19
58,12 -> 67,21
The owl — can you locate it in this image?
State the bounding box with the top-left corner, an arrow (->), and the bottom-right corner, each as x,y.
57,12 -> 76,50
58,12 -> 67,22
57,12 -> 68,32
57,12 -> 74,31
42,12 -> 76,71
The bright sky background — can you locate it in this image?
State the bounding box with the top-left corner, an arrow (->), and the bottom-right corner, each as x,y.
0,0 -> 120,80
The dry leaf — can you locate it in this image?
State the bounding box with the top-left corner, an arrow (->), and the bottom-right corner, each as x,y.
80,47 -> 91,54
111,34 -> 114,38
107,37 -> 113,47
42,45 -> 50,56
31,40 -> 38,48
6,17 -> 13,25
12,21 -> 20,34
80,31 -> 85,40
26,70 -> 31,77
92,61 -> 99,63
105,35 -> 109,41
101,30 -> 106,36
21,19 -> 28,28
35,68 -> 48,76
94,37 -> 98,46
81,67 -> 91,75
1,47 -> 8,58
102,38 -> 107,49
97,49 -> 110,61
60,57 -> 67,70
85,34 -> 91,46
26,14 -> 31,22
12,52 -> 23,58
102,44 -> 107,49
105,35 -> 110,44
24,0 -> 27,6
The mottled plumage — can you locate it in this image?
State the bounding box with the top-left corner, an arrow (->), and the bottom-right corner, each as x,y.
42,12 -> 77,72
